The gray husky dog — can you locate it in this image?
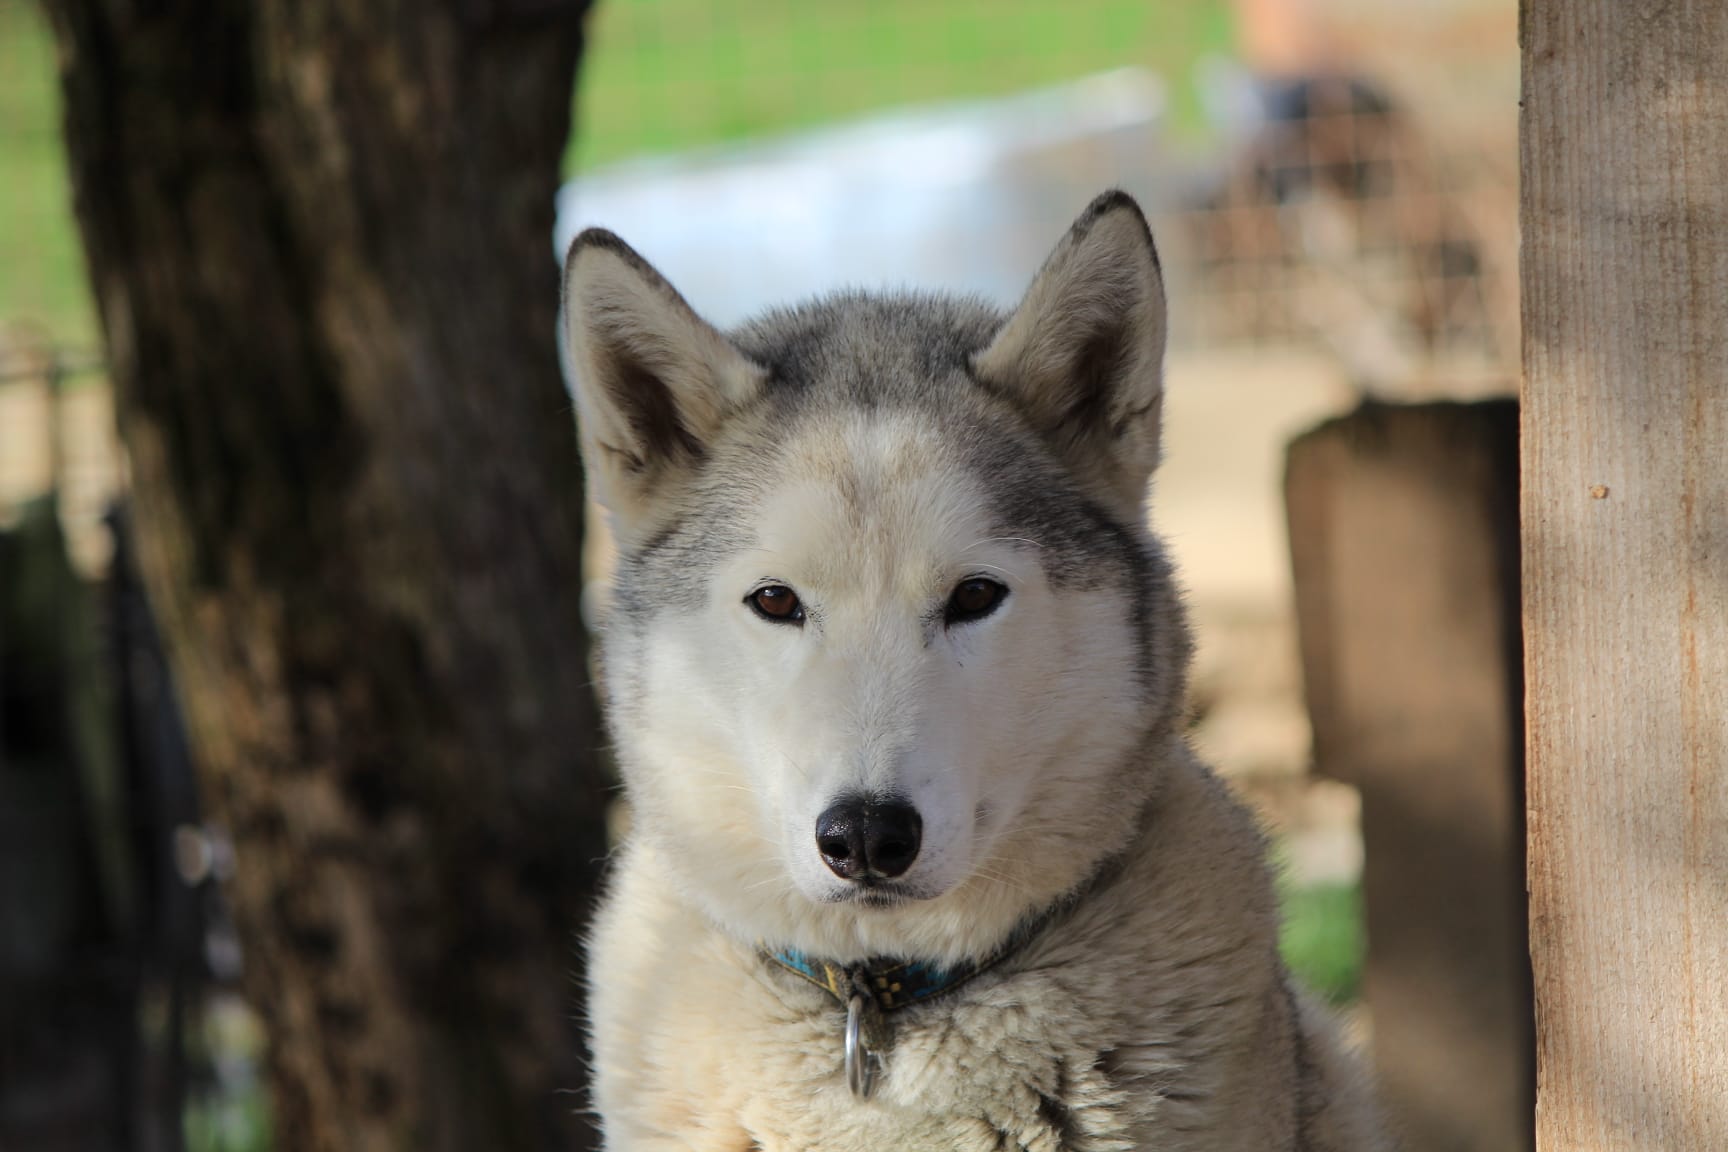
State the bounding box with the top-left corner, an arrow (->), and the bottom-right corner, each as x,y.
561,191 -> 1388,1151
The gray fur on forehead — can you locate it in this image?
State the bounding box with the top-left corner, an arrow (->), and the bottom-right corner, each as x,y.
725,289 -> 1147,566
611,288 -> 1154,621
730,290 -> 1007,399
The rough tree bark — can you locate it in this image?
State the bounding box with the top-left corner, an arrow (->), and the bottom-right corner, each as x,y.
44,2 -> 607,1149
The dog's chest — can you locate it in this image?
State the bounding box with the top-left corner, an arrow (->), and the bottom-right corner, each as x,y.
724,975 -> 1137,1152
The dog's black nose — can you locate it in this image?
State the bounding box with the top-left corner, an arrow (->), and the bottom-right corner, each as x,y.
815,796 -> 922,881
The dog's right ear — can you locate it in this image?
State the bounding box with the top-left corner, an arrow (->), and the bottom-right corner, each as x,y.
562,230 -> 767,541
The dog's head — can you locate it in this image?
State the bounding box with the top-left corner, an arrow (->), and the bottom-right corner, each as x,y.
563,192 -> 1190,966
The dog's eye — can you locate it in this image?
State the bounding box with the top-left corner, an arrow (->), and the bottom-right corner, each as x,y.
748,584 -> 804,624
944,577 -> 1007,626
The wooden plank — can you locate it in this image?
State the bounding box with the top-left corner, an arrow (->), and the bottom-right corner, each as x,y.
1521,3 -> 1728,1149
1287,400 -> 1531,1152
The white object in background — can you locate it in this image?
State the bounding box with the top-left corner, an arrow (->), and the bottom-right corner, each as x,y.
553,69 -> 1170,331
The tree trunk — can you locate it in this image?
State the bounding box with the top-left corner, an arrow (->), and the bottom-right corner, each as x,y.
1521,2 -> 1728,1148
43,2 -> 607,1149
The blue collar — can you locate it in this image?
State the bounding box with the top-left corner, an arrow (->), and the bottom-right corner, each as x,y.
767,949 -> 988,1013
765,909 -> 1056,1014
762,861 -> 1123,1098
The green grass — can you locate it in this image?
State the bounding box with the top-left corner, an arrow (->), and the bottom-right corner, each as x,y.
1279,879 -> 1365,1006
571,0 -> 1232,172
0,0 -> 1229,340
0,0 -> 100,345
186,1089 -> 274,1152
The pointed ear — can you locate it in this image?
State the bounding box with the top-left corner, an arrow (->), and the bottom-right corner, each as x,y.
561,229 -> 767,541
972,190 -> 1168,511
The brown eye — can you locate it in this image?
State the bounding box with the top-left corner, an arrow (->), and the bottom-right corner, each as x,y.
945,577 -> 1007,626
748,584 -> 804,623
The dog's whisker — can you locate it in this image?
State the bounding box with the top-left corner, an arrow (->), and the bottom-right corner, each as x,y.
965,561 -> 1024,580
741,874 -> 786,894
967,866 -> 1036,897
961,536 -> 1046,553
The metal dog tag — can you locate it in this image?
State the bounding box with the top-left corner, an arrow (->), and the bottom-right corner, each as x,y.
844,993 -> 881,1098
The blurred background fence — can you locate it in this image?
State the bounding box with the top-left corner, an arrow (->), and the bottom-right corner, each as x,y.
0,0 -> 1518,1148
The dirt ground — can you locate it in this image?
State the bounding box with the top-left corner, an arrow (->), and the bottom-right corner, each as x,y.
1160,347 -> 1363,883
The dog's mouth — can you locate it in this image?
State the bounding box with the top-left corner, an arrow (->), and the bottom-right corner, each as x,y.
822,879 -> 924,908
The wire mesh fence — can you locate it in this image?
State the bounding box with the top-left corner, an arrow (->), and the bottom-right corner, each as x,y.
1171,73 -> 1515,386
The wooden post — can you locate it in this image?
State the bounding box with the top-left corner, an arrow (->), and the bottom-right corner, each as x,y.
1522,3 -> 1728,1149
1287,401 -> 1532,1152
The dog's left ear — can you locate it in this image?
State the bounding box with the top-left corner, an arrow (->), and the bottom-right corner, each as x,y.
973,190 -> 1167,512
